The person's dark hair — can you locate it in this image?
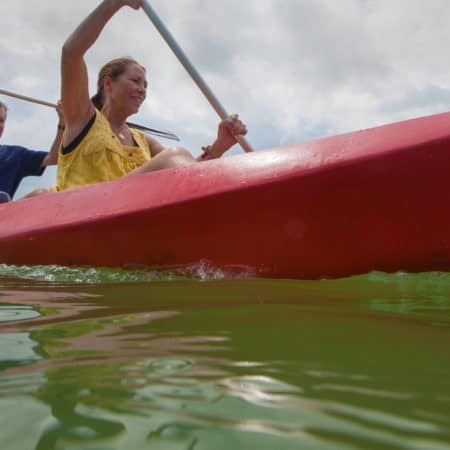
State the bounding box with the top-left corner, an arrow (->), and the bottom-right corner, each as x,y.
91,57 -> 145,109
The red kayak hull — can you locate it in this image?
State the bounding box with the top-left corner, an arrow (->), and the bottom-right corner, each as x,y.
1,112 -> 449,279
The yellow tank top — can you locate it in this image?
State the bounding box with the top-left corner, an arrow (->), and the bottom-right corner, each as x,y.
56,110 -> 151,191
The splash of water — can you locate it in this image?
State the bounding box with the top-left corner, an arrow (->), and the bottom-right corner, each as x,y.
0,260 -> 255,284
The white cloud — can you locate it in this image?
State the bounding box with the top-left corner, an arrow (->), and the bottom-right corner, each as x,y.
1,0 -> 450,198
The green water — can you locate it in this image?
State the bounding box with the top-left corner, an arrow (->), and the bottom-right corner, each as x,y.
0,265 -> 449,450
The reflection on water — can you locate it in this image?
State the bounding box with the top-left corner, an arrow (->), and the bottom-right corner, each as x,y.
0,268 -> 449,449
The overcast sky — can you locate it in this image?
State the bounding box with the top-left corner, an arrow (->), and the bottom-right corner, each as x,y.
2,0 -> 450,198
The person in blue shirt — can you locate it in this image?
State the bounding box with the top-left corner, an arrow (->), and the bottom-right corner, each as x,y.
0,100 -> 64,202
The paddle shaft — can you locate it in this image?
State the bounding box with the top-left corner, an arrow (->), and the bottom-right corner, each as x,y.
0,88 -> 179,141
0,88 -> 56,108
141,1 -> 253,153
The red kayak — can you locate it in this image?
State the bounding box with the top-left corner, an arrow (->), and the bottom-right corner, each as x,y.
0,111 -> 449,279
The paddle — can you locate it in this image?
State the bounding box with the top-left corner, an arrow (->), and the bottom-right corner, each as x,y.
141,1 -> 254,153
0,88 -> 180,141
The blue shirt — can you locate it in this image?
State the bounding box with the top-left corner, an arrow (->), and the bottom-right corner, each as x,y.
0,145 -> 47,198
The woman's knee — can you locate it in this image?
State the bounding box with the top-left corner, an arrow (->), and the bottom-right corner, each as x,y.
131,147 -> 196,175
159,146 -> 196,167
164,146 -> 194,161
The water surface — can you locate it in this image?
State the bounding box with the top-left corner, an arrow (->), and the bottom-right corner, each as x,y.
1,265 -> 449,450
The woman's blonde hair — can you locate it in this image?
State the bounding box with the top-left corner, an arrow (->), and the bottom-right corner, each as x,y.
0,100 -> 8,112
91,57 -> 145,109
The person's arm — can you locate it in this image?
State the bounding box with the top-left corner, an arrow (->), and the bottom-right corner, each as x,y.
197,114 -> 248,160
61,0 -> 143,144
41,101 -> 65,167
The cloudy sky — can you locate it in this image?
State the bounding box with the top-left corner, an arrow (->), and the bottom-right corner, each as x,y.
2,0 -> 450,198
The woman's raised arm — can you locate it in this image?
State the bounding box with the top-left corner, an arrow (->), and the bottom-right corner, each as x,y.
61,0 -> 143,142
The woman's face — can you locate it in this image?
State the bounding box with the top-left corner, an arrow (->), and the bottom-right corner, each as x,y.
107,63 -> 147,115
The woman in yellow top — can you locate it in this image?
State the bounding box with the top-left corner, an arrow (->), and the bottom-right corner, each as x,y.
58,0 -> 247,192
